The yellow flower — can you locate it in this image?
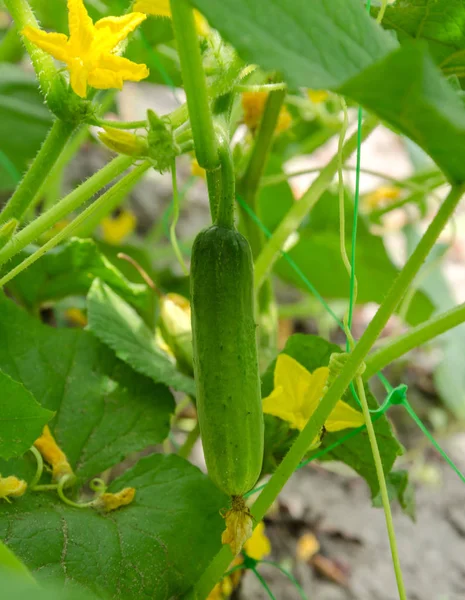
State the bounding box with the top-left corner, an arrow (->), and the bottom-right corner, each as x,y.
22,0 -> 149,98
242,92 -> 292,134
95,487 -> 135,512
34,425 -> 75,483
221,496 -> 253,556
134,0 -> 210,36
65,308 -> 88,327
308,90 -> 329,104
0,475 -> 27,502
243,521 -> 271,560
98,127 -> 148,157
262,354 -> 364,433
101,209 -> 137,245
191,158 -> 206,179
364,186 -> 401,210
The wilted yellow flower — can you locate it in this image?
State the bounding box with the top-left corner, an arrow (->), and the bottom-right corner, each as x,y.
65,308 -> 88,327
0,475 -> 27,502
243,521 -> 271,560
222,496 -> 253,556
191,158 -> 206,179
98,127 -> 148,157
262,354 -> 364,433
34,425 -> 75,482
101,209 -> 137,245
134,0 -> 210,36
242,92 -> 291,134
308,90 -> 329,104
95,487 -> 135,512
364,186 -> 401,210
22,0 -> 149,98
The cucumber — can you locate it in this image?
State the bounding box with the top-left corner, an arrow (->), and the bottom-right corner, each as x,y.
191,224 -> 263,496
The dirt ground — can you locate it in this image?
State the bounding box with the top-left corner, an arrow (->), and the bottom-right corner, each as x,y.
237,441 -> 465,600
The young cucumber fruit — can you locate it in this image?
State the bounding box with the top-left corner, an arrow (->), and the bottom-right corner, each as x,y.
191,224 -> 264,496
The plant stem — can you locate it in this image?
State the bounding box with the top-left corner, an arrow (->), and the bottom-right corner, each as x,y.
0,119 -> 75,224
0,155 -> 133,267
355,376 -> 406,599
215,128 -> 235,229
192,183 -> 465,599
177,422 -> 200,460
254,115 -> 378,290
169,0 -> 218,170
365,301 -> 465,378
4,0 -> 63,104
0,161 -> 149,288
94,118 -> 148,130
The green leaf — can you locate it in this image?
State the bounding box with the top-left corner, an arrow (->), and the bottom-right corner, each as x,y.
192,0 -> 465,182
87,279 -> 196,396
0,569 -> 97,600
0,293 -> 174,480
6,238 -> 153,321
261,334 -> 404,497
0,370 -> 53,460
192,0 -> 396,89
0,540 -> 36,583
378,0 -> 465,78
372,469 -> 416,521
269,189 -> 434,325
0,454 -> 227,600
0,64 -> 53,192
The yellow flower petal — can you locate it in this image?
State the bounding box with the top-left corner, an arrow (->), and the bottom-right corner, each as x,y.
96,487 -> 135,512
0,475 -> 27,501
94,13 -> 147,51
326,400 -> 365,432
34,425 -> 75,482
69,59 -> 88,98
22,27 -> 69,62
243,521 -> 271,560
134,0 -> 172,18
308,90 -> 329,103
302,366 -> 329,422
92,54 -> 149,83
364,186 -> 401,210
221,496 -> 253,556
101,209 -> 137,245
67,0 -> 95,55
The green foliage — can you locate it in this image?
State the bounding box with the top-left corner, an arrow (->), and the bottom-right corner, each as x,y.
379,0 -> 465,79
0,64 -> 53,192
373,469 -> 416,520
0,293 -> 174,480
7,238 -> 153,320
0,569 -> 96,600
0,454 -> 227,600
0,370 -> 53,460
87,279 -> 196,396
261,334 -> 405,499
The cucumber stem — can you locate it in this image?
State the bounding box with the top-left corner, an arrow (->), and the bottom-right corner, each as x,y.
215,128 -> 236,230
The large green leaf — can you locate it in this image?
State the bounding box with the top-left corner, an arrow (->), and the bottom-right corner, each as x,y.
0,454 -> 227,600
261,334 -> 404,498
0,64 -> 53,192
0,570 -> 97,600
87,280 -> 196,396
0,293 -> 174,480
269,189 -> 434,325
6,238 -> 153,322
192,0 -> 465,182
0,370 -> 53,460
378,0 -> 465,78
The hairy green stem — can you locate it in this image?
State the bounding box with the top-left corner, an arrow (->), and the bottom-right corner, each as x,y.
192,183 -> 464,599
0,155 -> 133,267
0,119 -> 75,224
365,301 -> 465,378
254,115 -> 378,290
0,161 -> 149,288
169,0 -> 218,170
214,129 -> 236,229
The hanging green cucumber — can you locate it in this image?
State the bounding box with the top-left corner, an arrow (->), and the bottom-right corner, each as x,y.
190,131 -> 263,498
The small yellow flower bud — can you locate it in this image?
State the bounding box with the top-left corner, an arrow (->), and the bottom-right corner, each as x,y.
34,425 -> 75,483
95,487 -> 136,512
101,209 -> 137,245
364,186 -> 402,210
242,92 -> 292,134
243,521 -> 271,560
98,127 -> 148,157
64,308 -> 88,327
308,90 -> 329,104
191,158 -> 206,179
159,294 -> 193,375
0,475 -> 27,502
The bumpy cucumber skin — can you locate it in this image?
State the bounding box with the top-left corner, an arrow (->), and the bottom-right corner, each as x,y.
191,225 -> 264,496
